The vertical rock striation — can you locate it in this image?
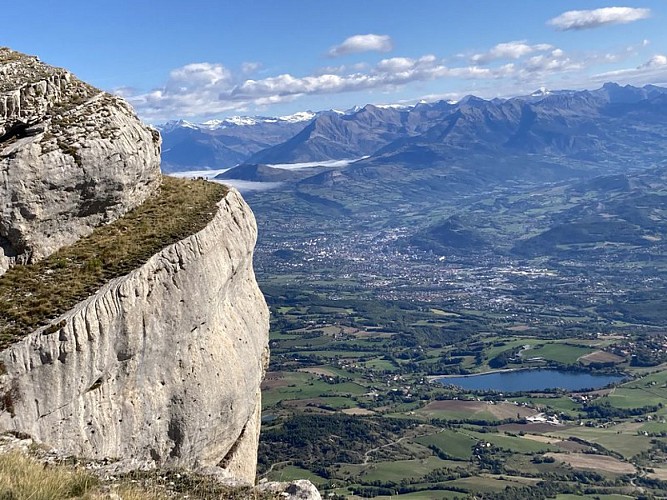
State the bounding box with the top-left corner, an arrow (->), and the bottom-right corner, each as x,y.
0,188 -> 269,483
0,48 -> 161,274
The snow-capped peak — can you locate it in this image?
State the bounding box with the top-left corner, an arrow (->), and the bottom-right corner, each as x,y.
531,87 -> 551,97
278,111 -> 316,123
157,119 -> 199,132
374,103 -> 413,110
224,116 -> 259,127
200,119 -> 226,129
158,108 -> 347,131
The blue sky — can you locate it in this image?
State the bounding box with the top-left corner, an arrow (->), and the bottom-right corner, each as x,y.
3,1 -> 666,122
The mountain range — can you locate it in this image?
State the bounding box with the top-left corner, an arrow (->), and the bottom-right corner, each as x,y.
157,112 -> 317,172
159,83 -> 667,175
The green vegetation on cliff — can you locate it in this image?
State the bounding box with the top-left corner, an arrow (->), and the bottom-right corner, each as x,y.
0,176 -> 228,350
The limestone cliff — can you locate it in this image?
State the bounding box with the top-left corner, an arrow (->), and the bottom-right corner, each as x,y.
0,188 -> 269,482
0,48 -> 161,274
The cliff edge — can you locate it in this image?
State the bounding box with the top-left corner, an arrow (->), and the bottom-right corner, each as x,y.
0,188 -> 269,482
0,49 -> 270,486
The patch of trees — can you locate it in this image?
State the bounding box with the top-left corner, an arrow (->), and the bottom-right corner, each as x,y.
488,347 -> 523,369
257,414 -> 416,472
581,401 -> 661,419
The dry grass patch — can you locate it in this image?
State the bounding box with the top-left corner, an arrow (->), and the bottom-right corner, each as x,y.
0,450 -> 281,499
544,452 -> 635,474
579,350 -> 625,364
648,468 -> 667,480
0,451 -> 98,499
556,440 -> 592,453
488,403 -> 538,420
422,400 -> 538,420
506,325 -> 533,332
0,176 -> 227,350
520,434 -> 562,444
298,367 -> 339,377
261,372 -> 290,390
341,407 -> 376,416
499,423 -> 572,433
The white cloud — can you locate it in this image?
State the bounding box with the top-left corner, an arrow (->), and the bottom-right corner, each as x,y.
471,41 -> 553,64
376,57 -> 416,72
241,62 -> 262,74
328,34 -> 393,57
126,54 -> 499,120
125,49 -> 573,121
548,7 -> 651,31
121,37 -> 660,122
523,52 -> 582,74
122,62 -> 239,120
640,54 -> 667,69
165,63 -> 232,94
592,54 -> 667,82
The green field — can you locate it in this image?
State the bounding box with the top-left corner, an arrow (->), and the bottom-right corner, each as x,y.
414,430 -> 477,460
265,465 -> 327,486
443,476 -> 526,493
527,343 -> 594,364
555,496 -> 635,500
597,370 -> 667,409
340,456 -> 457,483
416,404 -> 497,422
372,491 -> 465,500
262,372 -> 367,408
551,426 -> 655,458
513,395 -> 582,414
463,429 -> 559,454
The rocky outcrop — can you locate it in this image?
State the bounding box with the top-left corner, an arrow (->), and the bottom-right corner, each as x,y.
258,479 -> 322,499
0,48 -> 161,274
0,188 -> 269,483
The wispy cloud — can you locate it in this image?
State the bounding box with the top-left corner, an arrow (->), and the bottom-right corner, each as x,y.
548,7 -> 651,31
593,54 -> 667,82
471,41 -> 553,64
241,62 -> 262,74
328,34 -> 393,57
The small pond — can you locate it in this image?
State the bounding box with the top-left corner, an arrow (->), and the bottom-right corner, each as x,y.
435,369 -> 625,392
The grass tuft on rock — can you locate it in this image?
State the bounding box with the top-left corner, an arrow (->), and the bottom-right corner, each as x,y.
0,450 -> 281,499
0,176 -> 228,350
0,451 -> 99,499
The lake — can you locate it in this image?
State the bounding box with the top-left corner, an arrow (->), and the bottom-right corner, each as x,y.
435,369 -> 625,392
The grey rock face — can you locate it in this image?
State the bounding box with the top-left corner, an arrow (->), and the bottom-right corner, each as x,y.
0,189 -> 270,483
258,480 -> 322,500
0,48 -> 161,273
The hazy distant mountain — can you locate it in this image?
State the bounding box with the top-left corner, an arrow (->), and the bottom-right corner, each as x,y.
245,105 -> 415,164
512,164 -> 667,257
409,216 -> 489,254
215,163 -> 329,183
157,112 -> 317,172
362,83 -> 667,172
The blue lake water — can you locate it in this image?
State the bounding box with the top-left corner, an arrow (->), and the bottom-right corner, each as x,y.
436,369 -> 625,392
